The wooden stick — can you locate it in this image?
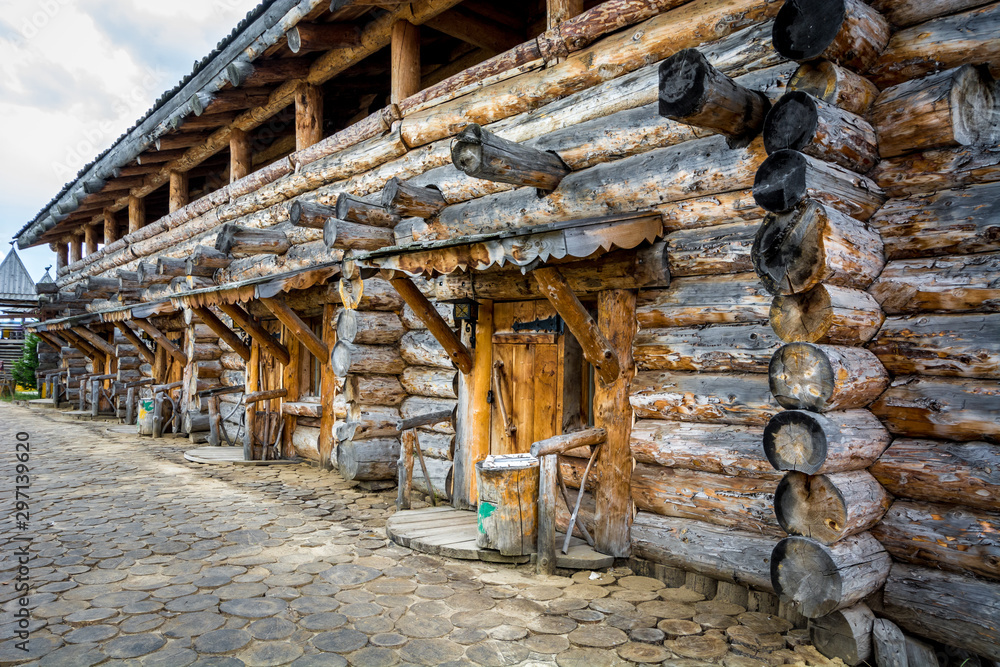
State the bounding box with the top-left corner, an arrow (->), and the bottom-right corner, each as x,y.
533,266 -> 620,384
394,408 -> 455,433
131,318 -> 188,365
217,302 -> 290,366
259,296 -> 328,361
563,445 -> 600,554
72,327 -> 115,356
386,272 -> 473,373
530,427 -> 607,458
557,464 -> 594,546
191,306 -> 251,362
538,454 -> 558,575
245,388 -> 287,405
412,428 -> 437,507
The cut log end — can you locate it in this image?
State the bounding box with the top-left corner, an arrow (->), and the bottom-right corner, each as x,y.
763,91 -> 819,155
772,0 -> 848,62
774,470 -> 889,544
769,283 -> 884,345
658,48 -> 715,118
768,342 -> 888,412
753,150 -> 809,213
764,410 -> 830,474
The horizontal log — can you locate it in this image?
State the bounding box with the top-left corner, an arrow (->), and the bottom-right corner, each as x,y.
772,0 -> 890,71
633,322 -> 781,373
771,532 -> 891,618
215,224 -> 290,257
869,313 -> 1000,379
868,2 -> 1000,88
871,499 -> 1000,581
763,91 -> 878,173
341,404 -> 401,441
399,366 -> 458,399
281,401 -> 322,418
635,273 -> 771,328
752,200 -> 885,296
630,371 -> 780,426
871,144 -> 1000,199
763,409 -> 891,475
330,342 -> 406,377
531,427 -> 606,457
414,430 -> 453,460
769,343 -> 888,412
879,562 -> 1000,660
400,330 -> 454,369
631,512 -> 778,592
381,177 -> 447,218
868,253 -> 1000,315
753,149 -> 885,221
631,420 -> 778,479
245,389 -> 287,404
338,437 -> 398,482
871,64 -> 999,159
289,201 -> 335,230
775,469 -> 890,544
631,462 -> 782,536
400,396 -> 456,434
344,374 -> 406,406
291,425 -> 320,462
770,283 -> 884,345
869,438 -> 1000,511
666,220 -> 756,277
658,48 -> 768,148
869,182 -> 1000,261
451,123 -> 569,191
336,309 -> 405,345
395,408 -> 455,434
787,60 -> 880,117
335,194 -> 399,228
810,605 -> 875,667
870,376 -> 1000,443
186,246 -> 231,272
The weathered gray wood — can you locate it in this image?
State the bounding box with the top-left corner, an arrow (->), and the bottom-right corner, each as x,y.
382,177 -> 447,218
774,470 -> 890,544
633,322 -> 780,373
344,374 -> 406,406
871,618 -> 907,667
869,438 -> 1000,511
904,636 -> 939,667
400,330 -> 454,369
868,253 -> 1000,315
631,420 -> 778,479
336,309 -> 405,345
451,123 -> 569,191
215,224 -> 290,256
400,366 -> 458,399
879,562 -> 1000,660
769,343 -> 889,412
753,149 -> 885,221
635,273 -> 771,328
809,604 -> 875,667
631,511 -> 778,592
771,532 -> 892,618
630,371 -> 780,426
770,283 -> 884,345
323,217 -> 394,251
763,409 -> 891,475
410,456 -> 452,502
667,220 -> 757,277
335,193 -> 399,228
338,437 -> 399,481
537,454 -> 558,575
330,342 -> 406,377
871,499 -> 1000,581
869,313 -> 1000,379
752,200 -> 885,296
476,459 -> 539,556
870,377 -> 1000,443
658,48 -> 769,148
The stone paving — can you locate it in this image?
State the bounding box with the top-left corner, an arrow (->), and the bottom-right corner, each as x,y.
0,404 -> 838,667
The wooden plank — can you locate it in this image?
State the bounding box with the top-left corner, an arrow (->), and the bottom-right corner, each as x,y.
260,296 -> 328,361
218,302 -> 290,365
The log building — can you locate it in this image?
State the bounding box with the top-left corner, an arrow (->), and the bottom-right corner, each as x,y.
15,0 -> 1000,662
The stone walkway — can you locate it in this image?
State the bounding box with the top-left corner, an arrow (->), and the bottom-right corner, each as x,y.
0,404 -> 837,667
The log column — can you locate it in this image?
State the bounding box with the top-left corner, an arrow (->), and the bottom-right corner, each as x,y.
391,20 -> 420,104
547,0 -> 583,27
55,241 -> 69,272
294,83 -> 324,151
84,224 -> 98,256
230,128 -> 251,183
68,234 -> 82,264
128,194 -> 145,234
593,289 -> 636,557
103,209 -> 117,246
169,170 -> 189,212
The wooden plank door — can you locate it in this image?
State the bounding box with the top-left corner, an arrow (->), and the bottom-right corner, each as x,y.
489,301 -> 564,456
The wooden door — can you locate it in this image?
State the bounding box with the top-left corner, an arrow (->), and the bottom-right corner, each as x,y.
489,301 -> 564,456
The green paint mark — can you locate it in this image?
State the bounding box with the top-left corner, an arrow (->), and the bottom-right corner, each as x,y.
478,501 -> 495,535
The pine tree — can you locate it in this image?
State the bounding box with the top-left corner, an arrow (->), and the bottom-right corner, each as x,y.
12,333 -> 39,391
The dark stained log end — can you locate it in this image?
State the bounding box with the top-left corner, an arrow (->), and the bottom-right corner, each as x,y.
753,149 -> 808,213
763,91 -> 819,156
381,177 -> 448,218
214,224 -> 239,255
752,202 -> 822,295
658,48 -> 770,148
769,342 -> 834,411
773,0 -> 848,62
290,200 -> 336,229
763,409 -> 829,474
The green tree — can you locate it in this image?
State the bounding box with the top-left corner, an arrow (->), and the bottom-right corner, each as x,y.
11,333 -> 39,390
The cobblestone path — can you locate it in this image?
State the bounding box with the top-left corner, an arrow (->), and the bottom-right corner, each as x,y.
0,404 -> 832,666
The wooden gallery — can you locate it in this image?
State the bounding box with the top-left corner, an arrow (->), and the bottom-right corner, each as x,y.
15,0 -> 1000,662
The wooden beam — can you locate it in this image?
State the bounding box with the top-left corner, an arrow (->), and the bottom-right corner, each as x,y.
426,7 -> 522,53
84,225 -> 98,256
217,302 -> 290,365
68,235 -> 82,264
72,327 -> 115,357
391,20 -> 421,104
114,321 -> 155,365
103,209 -> 117,245
259,296 -> 328,361
318,303 -> 338,469
60,329 -> 103,363
168,170 -> 189,212
55,241 -> 69,271
294,83 -> 324,151
128,195 -> 145,234
547,0 -> 584,27
131,317 -> 188,366
288,23 -> 362,53
230,127 -> 252,183
386,272 -> 473,373
532,266 -> 620,385
191,306 -> 251,362
592,289 -> 636,557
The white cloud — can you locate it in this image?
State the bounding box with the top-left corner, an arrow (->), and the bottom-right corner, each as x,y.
0,0 -> 261,281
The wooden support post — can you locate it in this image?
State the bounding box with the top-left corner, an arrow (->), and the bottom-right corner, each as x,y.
168,170 -> 189,212
259,296 -> 328,361
55,242 -> 68,272
91,378 -> 101,418
128,194 -> 145,234
537,453 -> 558,574
102,209 -> 117,245
113,322 -> 155,364
191,306 -> 251,362
125,386 -> 136,425
391,20 -> 420,104
72,327 -> 115,357
244,341 -> 259,461
294,83 -> 324,151
69,235 -> 82,264
318,303 -> 337,469
397,428 -> 415,509
452,124 -> 569,190
230,128 -> 251,183
386,272 -> 473,374
533,266 -> 620,385
217,302 -> 290,366
131,318 -> 188,366
547,0 -> 584,27
84,224 -> 98,256
592,289 -> 637,557
207,395 -> 221,446
658,48 -> 770,148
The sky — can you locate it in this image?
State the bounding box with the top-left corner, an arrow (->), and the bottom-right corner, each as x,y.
0,0 -> 264,282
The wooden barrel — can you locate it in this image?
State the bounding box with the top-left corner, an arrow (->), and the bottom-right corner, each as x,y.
476,455 -> 539,556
